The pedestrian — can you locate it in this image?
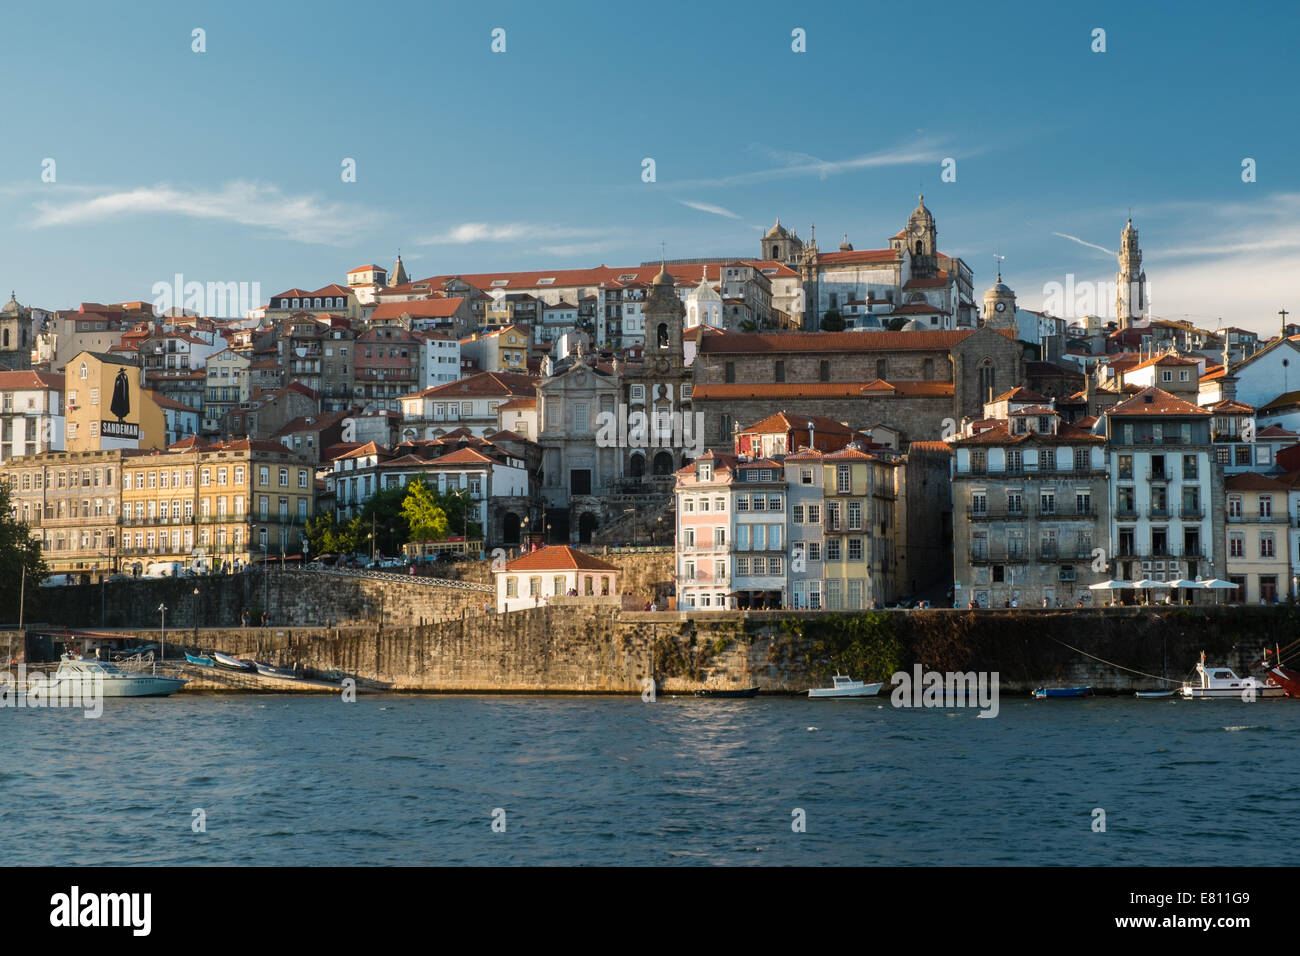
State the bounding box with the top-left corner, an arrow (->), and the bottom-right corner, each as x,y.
240,608 -> 249,628
409,563 -> 416,576
260,610 -> 268,627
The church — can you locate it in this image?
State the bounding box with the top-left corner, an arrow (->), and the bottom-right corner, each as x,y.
761,196 -> 978,331
0,293 -> 37,371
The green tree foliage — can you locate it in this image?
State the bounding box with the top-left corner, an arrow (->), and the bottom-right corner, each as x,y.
400,480 -> 450,542
820,309 -> 845,332
885,317 -> 909,332
0,481 -> 49,622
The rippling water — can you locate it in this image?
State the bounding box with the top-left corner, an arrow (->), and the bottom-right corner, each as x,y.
4,694 -> 1296,865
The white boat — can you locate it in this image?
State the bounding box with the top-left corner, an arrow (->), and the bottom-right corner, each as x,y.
1181,653 -> 1285,700
212,650 -> 256,672
34,657 -> 188,698
809,674 -> 884,698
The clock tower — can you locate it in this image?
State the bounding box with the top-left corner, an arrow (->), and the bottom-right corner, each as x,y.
905,194 -> 938,279
982,270 -> 1017,330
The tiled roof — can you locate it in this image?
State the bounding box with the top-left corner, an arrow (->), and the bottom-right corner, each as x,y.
1225,472 -> 1290,492
370,298 -> 466,321
1107,387 -> 1211,417
698,329 -> 1000,355
502,545 -> 619,573
0,370 -> 63,390
737,412 -> 853,435
402,370 -> 537,401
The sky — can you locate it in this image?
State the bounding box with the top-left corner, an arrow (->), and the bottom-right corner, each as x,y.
1,0 -> 1296,335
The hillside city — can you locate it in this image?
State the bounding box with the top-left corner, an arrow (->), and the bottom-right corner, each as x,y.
3,196 -> 1297,611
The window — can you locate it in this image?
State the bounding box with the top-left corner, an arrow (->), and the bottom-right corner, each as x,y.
278,468 -> 289,487
200,469 -> 210,486
506,577 -> 518,597
1261,534 -> 1275,558
259,466 -> 269,485
807,542 -> 821,562
847,538 -> 864,561
1006,450 -> 1022,473
725,362 -> 735,384
1260,496 -> 1273,518
298,469 -> 308,489
971,492 -> 987,515
799,467 -> 814,485
735,495 -> 748,512
1230,534 -> 1244,558
847,500 -> 862,530
774,360 -> 785,383
819,360 -> 830,382
836,465 -> 851,493
827,538 -> 842,561
793,505 -> 804,523
807,504 -> 820,525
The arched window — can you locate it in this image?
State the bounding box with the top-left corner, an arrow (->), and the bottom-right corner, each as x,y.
657,323 -> 669,349
771,245 -> 779,259
977,359 -> 996,404
1,329 -> 7,348
915,240 -> 924,256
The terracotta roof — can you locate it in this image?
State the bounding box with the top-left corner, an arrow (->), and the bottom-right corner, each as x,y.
991,386 -> 1046,403
502,545 -> 618,573
1225,473 -> 1290,492
816,249 -> 900,266
737,412 -> 853,435
428,447 -> 496,466
347,264 -> 384,274
906,440 -> 953,455
370,298 -> 466,321
954,421 -> 1103,446
1206,400 -> 1254,413
1258,424 -> 1299,438
402,370 -> 537,401
0,370 -> 63,390
336,441 -> 391,460
1260,391 -> 1300,412
496,397 -> 537,411
484,429 -> 532,444
1107,387 -> 1211,418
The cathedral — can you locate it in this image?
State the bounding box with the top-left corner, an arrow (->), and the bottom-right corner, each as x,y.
0,293 -> 36,371
765,196 -> 977,332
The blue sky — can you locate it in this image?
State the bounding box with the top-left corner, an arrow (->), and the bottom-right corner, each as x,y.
2,0 -> 1296,333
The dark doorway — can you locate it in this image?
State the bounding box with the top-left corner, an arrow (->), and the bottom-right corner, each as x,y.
578,513 -> 597,544
503,513 -> 521,545
571,469 -> 592,495
628,454 -> 645,478
652,451 -> 674,476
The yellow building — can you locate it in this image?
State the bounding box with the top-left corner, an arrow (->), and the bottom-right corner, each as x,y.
819,446 -> 904,608
64,351 -> 167,453
3,448 -> 143,580
119,438 -> 315,573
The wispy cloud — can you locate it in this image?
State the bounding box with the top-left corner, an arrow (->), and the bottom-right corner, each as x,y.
670,137 -> 959,189
676,199 -> 741,220
418,222 -> 612,245
29,181 -> 372,245
1052,232 -> 1115,257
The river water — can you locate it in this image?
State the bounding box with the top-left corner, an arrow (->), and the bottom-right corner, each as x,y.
4,694 -> 1296,865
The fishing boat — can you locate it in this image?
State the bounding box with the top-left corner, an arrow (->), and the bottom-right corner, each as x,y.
212,650 -> 256,672
254,661 -> 298,680
185,652 -> 215,667
1261,644 -> 1300,697
1032,686 -> 1094,698
694,686 -> 760,699
809,674 -> 883,698
1182,652 -> 1285,700
33,656 -> 188,698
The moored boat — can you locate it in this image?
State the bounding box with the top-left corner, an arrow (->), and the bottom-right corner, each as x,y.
1032,686 -> 1094,698
1261,645 -> 1300,697
212,651 -> 256,672
1135,689 -> 1178,699
809,674 -> 883,698
1182,652 -> 1285,700
32,656 -> 188,698
694,686 -> 760,699
255,661 -> 298,680
185,652 -> 215,667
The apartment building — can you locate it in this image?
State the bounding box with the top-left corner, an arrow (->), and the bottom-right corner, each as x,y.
0,370 -> 64,464
1223,473 -> 1292,602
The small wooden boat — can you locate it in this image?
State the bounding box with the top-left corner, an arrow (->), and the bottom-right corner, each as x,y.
212,650 -> 256,672
694,686 -> 760,699
809,674 -> 883,698
1135,689 -> 1178,699
255,661 -> 298,680
1262,645 -> 1300,697
185,652 -> 215,667
1032,686 -> 1094,698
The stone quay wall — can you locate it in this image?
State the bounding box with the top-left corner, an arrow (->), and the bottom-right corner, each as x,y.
23,604 -> 1299,695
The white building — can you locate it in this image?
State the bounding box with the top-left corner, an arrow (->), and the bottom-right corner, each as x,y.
415,331 -> 461,389
0,370 -> 65,464
495,545 -> 619,613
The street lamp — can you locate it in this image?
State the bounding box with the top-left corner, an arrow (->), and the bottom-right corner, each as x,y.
157,603 -> 167,666
655,514 -> 663,546
192,586 -> 200,644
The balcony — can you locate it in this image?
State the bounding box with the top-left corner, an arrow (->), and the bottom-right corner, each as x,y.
1146,470 -> 1168,482
966,508 -> 1028,521
1180,506 -> 1205,519
968,547 -> 1028,564
1034,506 -> 1097,520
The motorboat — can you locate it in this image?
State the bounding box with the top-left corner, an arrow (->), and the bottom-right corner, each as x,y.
1181,652 -> 1285,700
1032,686 -> 1094,698
809,674 -> 883,698
32,656 -> 188,698
1134,689 -> 1178,699
185,652 -> 215,667
212,651 -> 256,672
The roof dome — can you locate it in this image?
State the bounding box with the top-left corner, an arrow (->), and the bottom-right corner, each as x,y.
909,194 -> 934,225
653,262 -> 675,287
902,318 -> 925,332
1,292 -> 21,314
838,234 -> 853,252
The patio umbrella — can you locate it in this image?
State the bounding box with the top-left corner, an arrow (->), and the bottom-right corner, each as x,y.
1087,579 -> 1132,590
1166,578 -> 1199,589
1198,579 -> 1238,588
1132,578 -> 1166,589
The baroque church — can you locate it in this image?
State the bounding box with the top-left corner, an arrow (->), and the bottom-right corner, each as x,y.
0,293 -> 37,371
537,261 -> 693,543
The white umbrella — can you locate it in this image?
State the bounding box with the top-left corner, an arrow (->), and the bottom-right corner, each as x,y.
1132,578 -> 1167,589
1199,579 -> 1238,589
1088,579 -> 1132,590
1166,578 -> 1199,589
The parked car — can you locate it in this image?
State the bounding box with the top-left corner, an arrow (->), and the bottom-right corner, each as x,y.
40,573 -> 78,587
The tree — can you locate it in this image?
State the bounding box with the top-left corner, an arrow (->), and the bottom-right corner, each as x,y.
886,317 -> 909,332
305,510 -> 363,556
820,309 -> 845,332
435,485 -> 483,541
400,480 -> 450,542
0,481 -> 48,623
